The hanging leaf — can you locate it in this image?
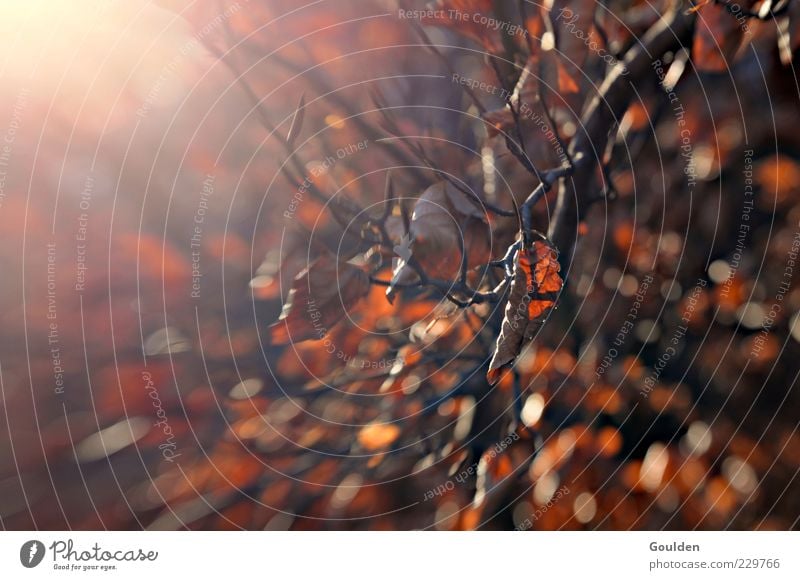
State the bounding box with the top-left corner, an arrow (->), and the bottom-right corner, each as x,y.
487,239 -> 562,385
268,255 -> 370,345
693,2 -> 746,72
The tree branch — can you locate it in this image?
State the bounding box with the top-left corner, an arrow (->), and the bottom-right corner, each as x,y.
548,7 -> 696,271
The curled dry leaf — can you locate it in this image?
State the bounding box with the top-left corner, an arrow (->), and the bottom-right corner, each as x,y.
268,255 -> 370,345
547,0 -> 598,94
487,239 -> 562,385
387,181 -> 491,302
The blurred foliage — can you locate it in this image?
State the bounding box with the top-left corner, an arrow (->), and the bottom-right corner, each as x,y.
0,0 -> 799,531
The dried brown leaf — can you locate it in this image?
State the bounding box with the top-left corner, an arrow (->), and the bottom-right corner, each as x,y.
268,255 -> 370,345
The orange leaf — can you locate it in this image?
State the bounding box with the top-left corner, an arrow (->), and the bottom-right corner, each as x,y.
357,422 -> 401,451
